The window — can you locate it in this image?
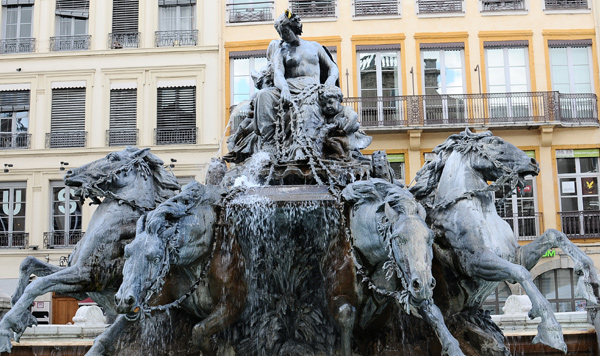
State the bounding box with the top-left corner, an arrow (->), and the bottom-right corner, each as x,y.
0,183 -> 27,248
227,0 -> 273,23
357,46 -> 401,126
481,0 -> 526,12
52,0 -> 89,51
534,268 -> 586,312
417,0 -> 463,14
482,282 -> 511,315
289,0 -> 336,18
557,149 -> 599,238
421,44 -> 466,124
48,86 -> 86,148
157,0 -> 197,47
110,0 -> 139,49
549,40 -> 595,121
387,154 -> 405,181
544,0 -> 589,11
484,42 -> 530,121
354,0 -> 400,17
156,85 -> 196,145
1,1 -> 34,54
47,182 -> 83,248
0,90 -> 29,149
231,53 -> 267,106
108,88 -> 137,146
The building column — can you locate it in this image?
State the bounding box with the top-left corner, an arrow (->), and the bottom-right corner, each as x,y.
538,125 -> 557,230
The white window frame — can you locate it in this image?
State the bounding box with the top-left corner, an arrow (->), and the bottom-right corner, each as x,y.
2,4 -> 33,39
0,182 -> 27,245
230,55 -> 267,106
49,181 -> 83,239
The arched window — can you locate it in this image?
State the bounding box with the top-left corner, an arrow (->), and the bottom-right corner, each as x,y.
534,268 -> 586,312
482,282 -> 512,314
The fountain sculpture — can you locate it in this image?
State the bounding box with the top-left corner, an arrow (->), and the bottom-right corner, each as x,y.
0,10 -> 599,356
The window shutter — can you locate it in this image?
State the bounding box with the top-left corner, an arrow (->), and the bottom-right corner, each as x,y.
51,88 -> 85,132
158,0 -> 196,5
157,86 -> 196,130
0,90 -> 29,112
55,0 -> 89,18
110,89 -> 136,129
112,0 -> 139,33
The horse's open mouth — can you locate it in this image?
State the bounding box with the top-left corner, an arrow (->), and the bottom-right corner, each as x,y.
124,306 -> 141,321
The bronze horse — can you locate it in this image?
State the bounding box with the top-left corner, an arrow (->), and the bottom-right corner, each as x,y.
0,147 -> 179,354
114,181 -> 246,356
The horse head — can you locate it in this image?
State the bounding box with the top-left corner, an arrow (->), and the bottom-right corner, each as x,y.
115,181 -> 222,320
343,179 -> 436,304
64,147 -> 179,209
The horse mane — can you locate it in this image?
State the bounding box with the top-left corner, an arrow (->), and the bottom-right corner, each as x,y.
409,129 -> 493,201
132,147 -> 180,205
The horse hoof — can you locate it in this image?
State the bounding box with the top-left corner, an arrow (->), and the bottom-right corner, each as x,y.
533,320 -> 567,354
0,329 -> 13,353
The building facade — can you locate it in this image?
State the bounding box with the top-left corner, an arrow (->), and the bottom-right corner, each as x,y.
224,0 -> 600,315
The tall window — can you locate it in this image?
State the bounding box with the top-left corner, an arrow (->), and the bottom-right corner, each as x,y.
108,88 -> 137,146
53,0 -> 89,51
485,43 -> 530,120
549,40 -> 594,120
48,182 -> 83,248
0,183 -> 27,248
421,44 -> 466,124
1,1 -> 34,53
388,153 -> 405,181
230,53 -> 267,107
534,268 -> 586,312
557,149 -> 599,238
357,46 -> 401,126
110,0 -> 139,48
48,86 -> 86,148
156,85 -> 196,145
157,0 -> 196,47
0,90 -> 29,149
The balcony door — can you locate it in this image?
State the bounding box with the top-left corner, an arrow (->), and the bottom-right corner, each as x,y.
421,46 -> 466,124
158,0 -> 195,46
484,44 -> 530,121
357,46 -> 401,126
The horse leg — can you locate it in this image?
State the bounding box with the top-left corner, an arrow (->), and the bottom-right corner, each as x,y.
518,228 -> 600,303
12,256 -> 63,305
466,251 -> 567,353
192,302 -> 241,356
85,315 -> 132,356
417,301 -> 465,356
331,295 -> 356,356
0,266 -> 89,352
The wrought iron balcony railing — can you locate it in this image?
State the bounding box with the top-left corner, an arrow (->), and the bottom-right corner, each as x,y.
155,30 -> 198,47
354,0 -> 400,16
0,133 -> 30,149
289,0 -> 336,18
343,91 -> 598,128
106,129 -> 138,146
46,131 -> 87,148
417,0 -> 463,14
500,213 -> 543,241
0,38 -> 35,54
109,32 -> 140,49
481,0 -> 526,11
226,1 -> 274,23
50,35 -> 91,51
0,232 -> 28,249
559,211 -> 600,239
545,0 -> 588,10
155,127 -> 197,145
44,231 -> 84,249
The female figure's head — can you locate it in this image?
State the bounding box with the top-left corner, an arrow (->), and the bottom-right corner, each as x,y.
274,10 -> 303,43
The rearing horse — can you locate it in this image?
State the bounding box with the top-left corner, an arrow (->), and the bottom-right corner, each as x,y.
410,129 -> 600,353
0,147 -> 179,354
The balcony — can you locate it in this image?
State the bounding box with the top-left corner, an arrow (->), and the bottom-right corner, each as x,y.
46,131 -> 87,148
44,231 -> 84,249
155,127 -> 197,145
155,30 -> 198,47
109,32 -> 140,49
500,213 -> 543,241
559,211 -> 600,239
544,0 -> 588,10
343,91 -> 598,129
481,0 -> 526,12
106,129 -> 138,146
289,0 -> 336,18
226,1 -> 274,23
0,38 -> 35,54
0,133 -> 30,149
354,0 -> 400,16
0,232 -> 28,249
50,35 -> 91,52
417,0 -> 463,14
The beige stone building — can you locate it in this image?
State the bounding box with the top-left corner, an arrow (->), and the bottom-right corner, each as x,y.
0,0 -> 598,324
